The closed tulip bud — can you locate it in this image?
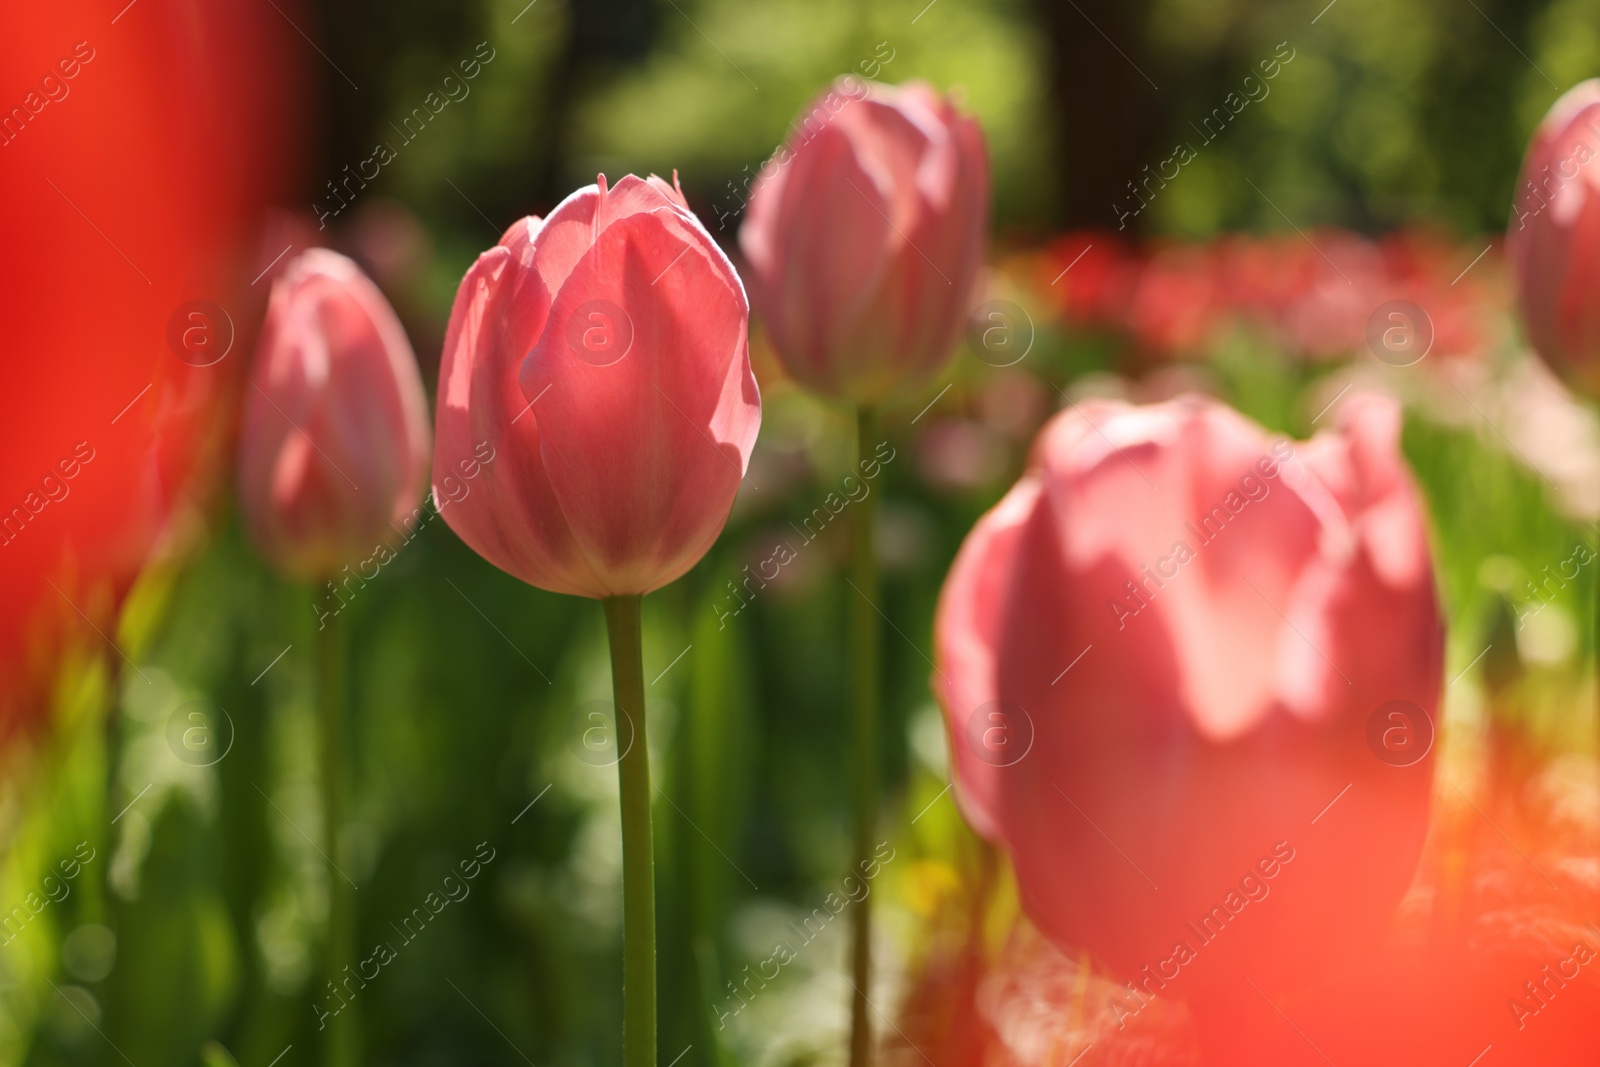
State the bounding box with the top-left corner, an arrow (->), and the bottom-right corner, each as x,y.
434,174 -> 760,598
740,79 -> 989,406
238,249 -> 432,581
1508,79 -> 1600,394
935,393 -> 1442,996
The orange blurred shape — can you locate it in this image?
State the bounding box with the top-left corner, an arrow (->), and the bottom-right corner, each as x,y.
0,0 -> 303,734
898,753 -> 1600,1067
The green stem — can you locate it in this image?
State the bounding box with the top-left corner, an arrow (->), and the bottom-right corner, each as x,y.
97,662 -> 124,927
848,407 -> 881,1067
604,595 -> 656,1067
318,607 -> 358,1067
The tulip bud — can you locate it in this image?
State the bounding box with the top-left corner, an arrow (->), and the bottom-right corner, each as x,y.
1508,79 -> 1600,394
739,79 -> 989,407
434,174 -> 761,598
238,250 -> 432,581
934,393 -> 1442,995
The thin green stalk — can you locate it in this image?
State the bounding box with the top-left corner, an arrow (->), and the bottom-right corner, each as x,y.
97,661 -> 124,927
93,662 -> 124,1038
848,406 -> 881,1067
604,595 -> 656,1067
318,607 -> 358,1067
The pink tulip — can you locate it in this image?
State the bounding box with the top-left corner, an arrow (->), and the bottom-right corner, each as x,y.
934,393 -> 1442,999
739,79 -> 988,406
239,249 -> 432,581
434,174 -> 760,598
1508,79 -> 1600,394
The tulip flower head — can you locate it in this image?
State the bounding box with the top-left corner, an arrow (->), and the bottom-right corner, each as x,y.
434,174 -> 760,598
239,249 -> 432,582
1508,79 -> 1600,395
934,393 -> 1443,997
740,79 -> 989,407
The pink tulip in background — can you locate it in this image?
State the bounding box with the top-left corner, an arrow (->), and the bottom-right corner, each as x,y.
740,79 -> 988,406
434,174 -> 761,598
238,249 -> 432,581
934,393 -> 1443,1005
1507,79 -> 1600,394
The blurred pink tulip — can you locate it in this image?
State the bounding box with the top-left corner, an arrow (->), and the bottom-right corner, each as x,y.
1508,79 -> 1600,394
740,79 -> 989,406
239,249 -> 432,581
934,393 -> 1442,998
435,174 -> 760,598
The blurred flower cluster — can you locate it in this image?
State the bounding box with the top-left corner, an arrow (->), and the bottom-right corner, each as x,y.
1019,228 -> 1507,365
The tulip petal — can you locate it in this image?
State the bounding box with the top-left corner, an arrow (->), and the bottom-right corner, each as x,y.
1509,82 -> 1600,394
740,80 -> 989,406
837,97 -> 969,398
934,474 -> 1042,841
239,250 -> 431,580
744,118 -> 894,396
519,206 -> 759,595
1277,394 -> 1442,725
434,238 -> 608,597
1029,396 -> 1322,741
524,175 -> 696,300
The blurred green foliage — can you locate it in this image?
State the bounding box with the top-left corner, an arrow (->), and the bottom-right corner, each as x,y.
308,0 -> 1600,273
